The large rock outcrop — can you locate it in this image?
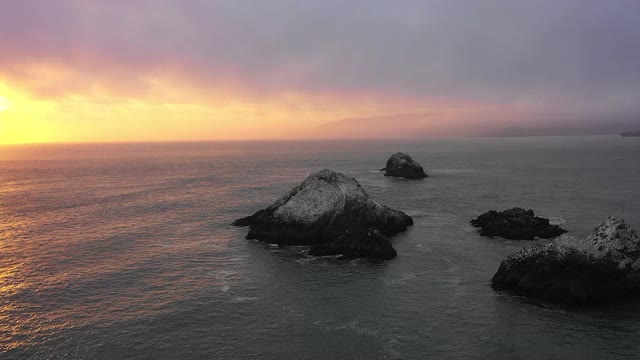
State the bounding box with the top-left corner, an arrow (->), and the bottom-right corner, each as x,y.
233,169 -> 413,258
492,217 -> 640,306
471,208 -> 567,240
380,152 -> 428,179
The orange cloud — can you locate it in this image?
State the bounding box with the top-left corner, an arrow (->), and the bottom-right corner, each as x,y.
0,57 -> 536,144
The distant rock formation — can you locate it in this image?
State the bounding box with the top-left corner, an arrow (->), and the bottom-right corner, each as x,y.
380,152 -> 428,179
492,217 -> 640,306
471,208 -> 566,240
233,169 -> 413,259
309,228 -> 397,260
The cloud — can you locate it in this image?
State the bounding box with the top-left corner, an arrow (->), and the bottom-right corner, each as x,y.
1,0 -> 639,121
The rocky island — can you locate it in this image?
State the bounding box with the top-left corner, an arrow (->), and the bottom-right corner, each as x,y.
492,217 -> 640,306
471,208 -> 567,240
233,169 -> 413,259
380,152 -> 428,179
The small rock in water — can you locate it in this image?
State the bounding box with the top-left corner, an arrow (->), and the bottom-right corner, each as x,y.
491,217 -> 640,306
380,152 -> 428,179
471,208 -> 567,240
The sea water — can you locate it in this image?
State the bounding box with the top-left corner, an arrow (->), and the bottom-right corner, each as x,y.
1,137 -> 639,359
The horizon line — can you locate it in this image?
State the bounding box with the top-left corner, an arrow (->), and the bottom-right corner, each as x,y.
0,134 -> 621,147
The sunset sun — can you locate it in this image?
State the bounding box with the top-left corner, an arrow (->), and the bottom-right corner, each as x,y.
0,96 -> 10,112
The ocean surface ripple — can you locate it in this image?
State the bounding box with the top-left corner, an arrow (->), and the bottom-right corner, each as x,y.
0,137 -> 639,359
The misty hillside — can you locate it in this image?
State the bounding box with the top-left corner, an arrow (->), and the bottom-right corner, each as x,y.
301,113 -> 640,139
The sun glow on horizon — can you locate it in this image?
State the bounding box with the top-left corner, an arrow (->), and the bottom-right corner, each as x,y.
0,96 -> 9,112
0,60 -> 528,145
0,81 -> 60,144
0,63 -> 452,145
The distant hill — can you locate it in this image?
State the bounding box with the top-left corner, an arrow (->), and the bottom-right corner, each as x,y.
301,112 -> 500,138
495,120 -> 640,137
309,113 -> 441,138
298,112 -> 640,139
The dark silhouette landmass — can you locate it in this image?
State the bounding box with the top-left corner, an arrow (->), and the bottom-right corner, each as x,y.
298,112 -> 640,139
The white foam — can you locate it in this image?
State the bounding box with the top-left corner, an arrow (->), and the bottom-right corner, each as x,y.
230,296 -> 259,303
383,272 -> 418,285
349,258 -> 369,265
295,257 -> 318,265
211,270 -> 236,292
404,210 -> 425,217
336,320 -> 381,337
442,258 -> 461,273
548,216 -> 566,226
431,168 -> 476,174
210,270 -> 236,279
280,305 -> 403,360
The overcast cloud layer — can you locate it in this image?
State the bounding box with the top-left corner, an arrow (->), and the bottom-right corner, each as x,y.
2,0 -> 640,127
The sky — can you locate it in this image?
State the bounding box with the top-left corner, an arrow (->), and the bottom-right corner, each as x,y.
1,0 -> 639,144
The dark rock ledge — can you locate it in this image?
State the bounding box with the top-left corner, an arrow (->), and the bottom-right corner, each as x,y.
471,208 -> 567,240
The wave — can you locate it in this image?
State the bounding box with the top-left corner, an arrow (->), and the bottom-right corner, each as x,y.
430,168 -> 476,174
404,210 -> 427,217
382,272 -> 419,285
548,216 -> 567,225
295,256 -> 324,265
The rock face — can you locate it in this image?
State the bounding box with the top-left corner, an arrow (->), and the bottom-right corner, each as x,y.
492,217 -> 640,306
380,152 -> 428,179
233,169 -> 413,258
471,208 -> 567,240
309,228 -> 397,260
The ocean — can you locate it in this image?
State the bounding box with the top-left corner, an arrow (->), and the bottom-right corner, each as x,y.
1,136 -> 639,359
